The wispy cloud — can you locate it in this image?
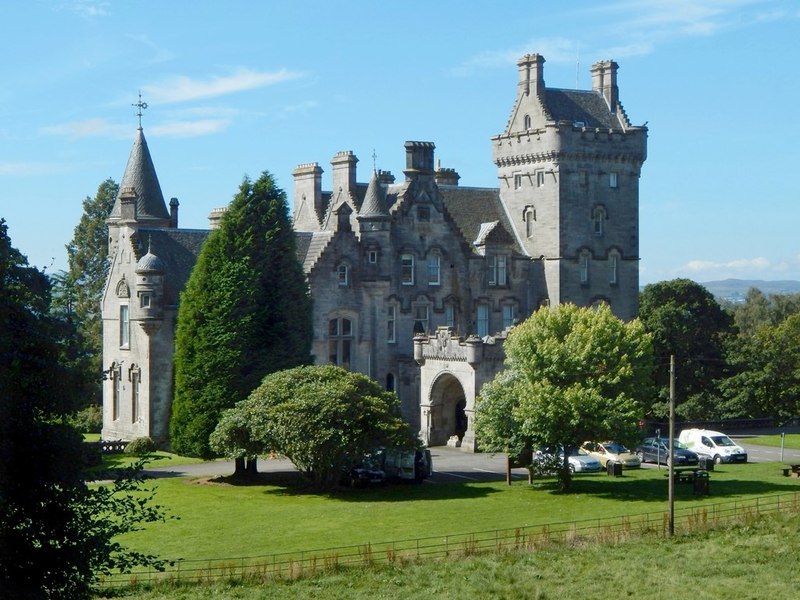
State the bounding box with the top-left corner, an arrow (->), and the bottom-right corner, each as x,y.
39,118 -> 128,139
0,162 -> 69,176
676,255 -> 800,280
149,119 -> 231,138
143,68 -> 304,104
63,0 -> 110,18
685,257 -> 773,272
453,0 -> 787,75
126,33 -> 174,65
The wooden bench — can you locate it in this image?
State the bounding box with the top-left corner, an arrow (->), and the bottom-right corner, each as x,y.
782,464 -> 800,478
665,467 -> 699,484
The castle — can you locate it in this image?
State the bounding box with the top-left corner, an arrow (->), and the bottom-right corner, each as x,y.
101,54 -> 647,450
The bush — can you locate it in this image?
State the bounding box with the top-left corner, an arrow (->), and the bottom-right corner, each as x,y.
69,404 -> 103,433
125,436 -> 156,455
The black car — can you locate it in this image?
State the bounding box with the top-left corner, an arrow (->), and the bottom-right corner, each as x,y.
635,438 -> 699,466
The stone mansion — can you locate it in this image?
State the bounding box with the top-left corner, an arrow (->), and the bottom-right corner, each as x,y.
101,54 -> 647,450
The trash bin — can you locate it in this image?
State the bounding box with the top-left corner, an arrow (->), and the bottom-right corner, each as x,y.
607,461 -> 623,477
698,456 -> 714,471
693,470 -> 710,495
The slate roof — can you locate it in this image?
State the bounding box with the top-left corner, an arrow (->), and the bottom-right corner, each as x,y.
358,170 -> 390,219
438,186 -> 522,254
544,89 -> 622,130
109,128 -> 170,221
131,227 -> 209,305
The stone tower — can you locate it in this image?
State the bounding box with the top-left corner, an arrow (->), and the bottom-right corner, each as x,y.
492,54 -> 647,319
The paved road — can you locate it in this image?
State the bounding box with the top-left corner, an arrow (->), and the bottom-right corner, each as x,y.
146,439 -> 800,483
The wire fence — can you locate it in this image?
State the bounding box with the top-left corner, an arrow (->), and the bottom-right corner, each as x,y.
100,491 -> 800,589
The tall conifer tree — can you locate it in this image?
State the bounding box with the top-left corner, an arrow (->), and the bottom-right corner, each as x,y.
171,172 -> 312,457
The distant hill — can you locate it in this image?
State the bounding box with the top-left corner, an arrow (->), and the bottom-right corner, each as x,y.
700,279 -> 800,302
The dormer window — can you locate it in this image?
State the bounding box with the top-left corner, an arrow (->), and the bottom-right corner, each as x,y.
337,264 -> 348,287
488,255 -> 508,287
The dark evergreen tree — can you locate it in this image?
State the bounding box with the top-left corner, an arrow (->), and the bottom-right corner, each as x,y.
639,279 -> 734,420
1,219 -> 168,599
171,171 -> 312,458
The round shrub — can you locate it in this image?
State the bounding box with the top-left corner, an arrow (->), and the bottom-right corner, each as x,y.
124,436 -> 156,456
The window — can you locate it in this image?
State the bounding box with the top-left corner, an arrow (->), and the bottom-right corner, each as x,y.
119,305 -> 129,348
523,114 -> 531,129
131,368 -> 140,423
502,304 -> 515,329
513,174 -> 522,190
609,251 -> 619,285
417,206 -> 430,221
445,304 -> 455,329
524,206 -> 536,238
140,293 -> 151,308
609,172 -> 618,188
387,305 -> 396,343
488,255 -> 507,287
413,304 -> 429,335
593,206 -> 606,236
536,171 -> 545,187
368,250 -> 378,264
328,317 -> 353,369
337,264 -> 348,287
579,251 -> 590,285
477,304 -> 489,338
427,254 -> 441,286
112,367 -> 120,421
401,254 -> 414,285
385,373 -> 395,392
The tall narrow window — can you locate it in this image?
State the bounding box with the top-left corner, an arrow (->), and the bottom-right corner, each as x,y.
445,304 -> 455,329
131,368 -> 140,423
488,255 -> 508,286
609,172 -> 618,188
400,254 -> 414,285
477,304 -> 489,338
385,373 -> 396,392
523,114 -> 531,129
413,304 -> 429,335
387,305 -> 396,343
368,250 -> 378,264
537,171 -> 545,187
119,305 -> 129,348
593,206 -> 606,236
513,174 -> 522,190
337,264 -> 348,287
579,251 -> 590,285
609,251 -> 619,285
502,304 -> 515,329
328,317 -> 353,369
427,254 -> 440,285
524,206 -> 536,238
112,369 -> 120,421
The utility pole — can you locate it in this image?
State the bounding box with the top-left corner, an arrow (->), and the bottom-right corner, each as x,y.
668,354 -> 676,536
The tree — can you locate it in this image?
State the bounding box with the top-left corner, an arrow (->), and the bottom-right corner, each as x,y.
51,178 -> 118,408
475,304 -> 654,492
171,172 -> 312,458
0,219 -> 168,598
211,365 -> 417,490
638,279 -> 734,420
720,314 -> 800,420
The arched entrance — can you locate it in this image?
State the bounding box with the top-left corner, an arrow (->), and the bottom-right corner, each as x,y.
424,372 -> 470,447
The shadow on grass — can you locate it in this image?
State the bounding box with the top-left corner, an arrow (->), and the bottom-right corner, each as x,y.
194,470 -> 500,502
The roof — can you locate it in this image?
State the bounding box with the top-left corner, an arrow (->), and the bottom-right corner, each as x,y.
438,186 -> 522,254
358,170 -> 390,219
109,128 -> 170,221
130,227 -> 208,304
544,89 -> 622,130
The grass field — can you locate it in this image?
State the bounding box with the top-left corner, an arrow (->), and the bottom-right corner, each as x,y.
745,433 -> 800,450
101,505 -> 800,599
115,460 -> 800,564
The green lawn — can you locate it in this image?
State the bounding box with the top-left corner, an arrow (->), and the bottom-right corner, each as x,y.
745,433 -> 800,450
99,510 -> 800,600
118,461 -> 800,564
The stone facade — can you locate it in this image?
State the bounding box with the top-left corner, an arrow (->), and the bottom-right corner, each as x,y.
101,54 -> 646,448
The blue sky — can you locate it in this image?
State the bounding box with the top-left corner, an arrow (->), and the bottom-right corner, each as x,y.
1,0 -> 798,285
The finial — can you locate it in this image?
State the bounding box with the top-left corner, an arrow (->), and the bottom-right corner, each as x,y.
132,91 -> 148,128
372,148 -> 377,172
147,234 -> 152,254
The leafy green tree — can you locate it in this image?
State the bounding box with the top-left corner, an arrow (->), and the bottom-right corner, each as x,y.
638,279 -> 734,420
727,288 -> 800,338
171,172 -> 312,458
720,314 -> 800,420
1,219 -> 168,599
212,365 -> 416,490
51,178 -> 118,408
475,304 -> 654,492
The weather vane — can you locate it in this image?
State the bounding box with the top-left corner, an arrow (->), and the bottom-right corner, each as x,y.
372,148 -> 377,171
132,91 -> 148,128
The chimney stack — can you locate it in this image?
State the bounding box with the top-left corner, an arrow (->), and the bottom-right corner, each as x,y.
518,53 -> 545,99
591,60 -> 619,111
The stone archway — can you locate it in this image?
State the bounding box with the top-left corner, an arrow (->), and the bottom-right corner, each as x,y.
424,372 -> 469,447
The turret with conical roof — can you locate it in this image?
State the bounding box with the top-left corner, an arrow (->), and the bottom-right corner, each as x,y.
358,170 -> 390,221
108,127 -> 171,226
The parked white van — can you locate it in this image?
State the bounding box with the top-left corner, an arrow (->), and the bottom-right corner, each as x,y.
678,429 -> 748,464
